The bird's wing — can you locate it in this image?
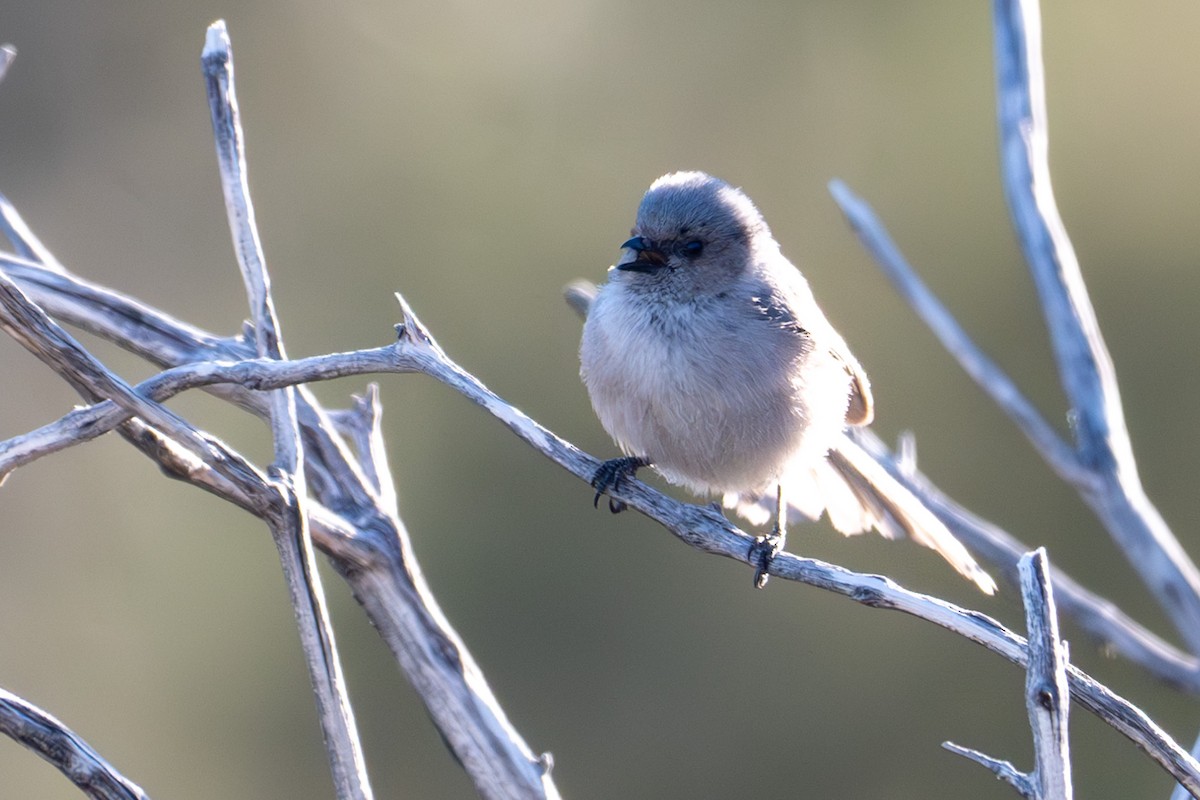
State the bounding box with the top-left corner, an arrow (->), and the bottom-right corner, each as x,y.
749,292 -> 808,335
749,290 -> 874,427
830,345 -> 873,426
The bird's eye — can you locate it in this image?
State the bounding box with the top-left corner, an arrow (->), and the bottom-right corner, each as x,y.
682,240 -> 704,258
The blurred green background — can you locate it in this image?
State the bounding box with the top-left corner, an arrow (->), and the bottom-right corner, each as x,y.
1,0 -> 1198,797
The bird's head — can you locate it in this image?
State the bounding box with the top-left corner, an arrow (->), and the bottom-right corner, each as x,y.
614,171 -> 774,296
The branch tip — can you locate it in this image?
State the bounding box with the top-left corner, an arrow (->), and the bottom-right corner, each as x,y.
943,741 -> 1035,797
827,179 -> 860,226
202,20 -> 230,63
896,430 -> 918,476
0,44 -> 16,84
392,292 -> 437,349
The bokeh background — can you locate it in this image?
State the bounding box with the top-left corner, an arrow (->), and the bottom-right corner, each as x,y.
1,0 -> 1198,797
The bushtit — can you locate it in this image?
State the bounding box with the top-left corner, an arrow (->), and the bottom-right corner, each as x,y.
578,171 -> 995,593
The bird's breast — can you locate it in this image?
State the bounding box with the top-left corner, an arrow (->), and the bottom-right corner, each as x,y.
581,286 -> 848,496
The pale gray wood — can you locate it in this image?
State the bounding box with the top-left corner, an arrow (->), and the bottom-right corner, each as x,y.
0,1 -> 1196,796
201,21 -> 372,800
0,258 -> 558,798
942,743 -> 1033,798
830,0 -> 1200,672
0,192 -> 65,272
828,180 -> 1090,490
386,293 -> 1200,796
8,260 -> 1199,696
947,550 -> 1074,799
0,65 -> 557,800
0,44 -> 14,86
1172,732 -> 1200,800
854,427 -> 1200,692
993,0 -> 1200,652
1,254 -> 1196,794
0,688 -> 151,800
1021,549 -> 1072,799
995,0 -> 1200,769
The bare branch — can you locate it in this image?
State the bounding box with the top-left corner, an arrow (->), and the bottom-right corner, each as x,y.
6,224 -> 1195,794
1173,732 -> 1200,800
0,687 -> 151,800
832,163 -> 1200,661
1,5 -> 1193,794
827,180 -> 1090,490
856,427 -> 1200,692
943,742 -> 1035,798
572,274 -> 1200,692
0,269 -> 272,508
946,503 -> 1074,800
202,20 -> 371,800
990,0 -> 1200,651
0,193 -> 66,272
1022,549 -> 1073,798
327,385 -> 393,506
829,0 -> 1200,674
0,345 -> 400,479
0,44 -> 14,85
386,293 -> 1200,796
0,253 -> 560,798
0,254 -> 253,369
10,230 -> 1190,792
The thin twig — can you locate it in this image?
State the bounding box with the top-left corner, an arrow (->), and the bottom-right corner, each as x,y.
0,269 -> 272,509
0,259 -> 560,800
1172,732 -> 1200,800
0,193 -> 66,272
0,3 -> 1193,793
831,167 -> 1200,659
0,255 -> 252,368
827,180 -> 1090,490
385,294 -> 1200,797
7,265 -> 1198,693
990,0 -> 1200,651
945,551 -> 1075,799
6,246 -> 1195,791
0,687 -> 151,800
1022,549 -> 1072,798
326,385 -> 391,504
853,427 -> 1200,693
942,742 -> 1034,798
202,20 -> 372,800
4,239 -> 1196,792
831,0 -> 1200,666
0,345 -> 403,480
0,44 -> 15,85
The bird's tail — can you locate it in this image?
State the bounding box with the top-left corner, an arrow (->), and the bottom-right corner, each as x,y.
725,432 -> 996,595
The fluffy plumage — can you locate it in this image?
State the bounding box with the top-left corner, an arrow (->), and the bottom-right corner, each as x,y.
580,171 -> 995,594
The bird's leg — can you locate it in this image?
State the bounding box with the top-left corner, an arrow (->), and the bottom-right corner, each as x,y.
752,483 -> 786,589
591,456 -> 651,514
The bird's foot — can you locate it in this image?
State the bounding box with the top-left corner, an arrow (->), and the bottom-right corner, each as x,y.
750,528 -> 785,589
591,456 -> 651,514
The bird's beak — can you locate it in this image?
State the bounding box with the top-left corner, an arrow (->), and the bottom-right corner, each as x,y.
616,236 -> 668,273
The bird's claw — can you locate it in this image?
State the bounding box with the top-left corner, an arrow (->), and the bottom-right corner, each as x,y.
590,456 -> 650,514
750,532 -> 783,589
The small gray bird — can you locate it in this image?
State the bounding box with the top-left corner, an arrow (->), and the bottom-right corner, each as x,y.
578,171 -> 995,593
